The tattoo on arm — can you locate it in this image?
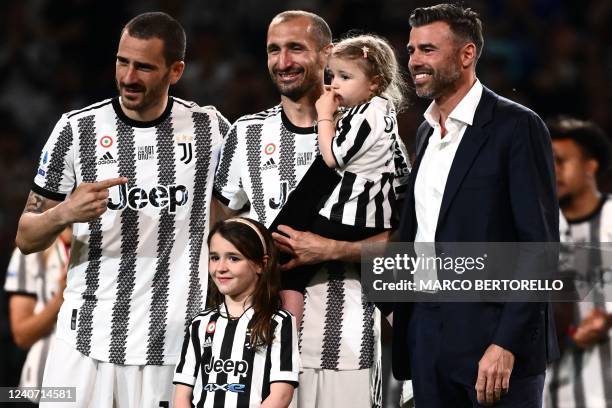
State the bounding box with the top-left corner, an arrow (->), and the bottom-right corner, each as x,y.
24,192 -> 47,214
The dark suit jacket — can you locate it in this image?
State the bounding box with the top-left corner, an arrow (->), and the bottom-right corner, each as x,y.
392,86 -> 560,381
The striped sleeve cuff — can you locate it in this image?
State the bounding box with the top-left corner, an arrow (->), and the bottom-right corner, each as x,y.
270,380 -> 299,389
173,373 -> 196,387
269,371 -> 299,384
31,182 -> 67,201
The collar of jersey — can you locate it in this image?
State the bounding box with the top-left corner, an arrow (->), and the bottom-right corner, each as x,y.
281,107 -> 316,135
112,96 -> 174,128
566,193 -> 609,224
219,302 -> 255,321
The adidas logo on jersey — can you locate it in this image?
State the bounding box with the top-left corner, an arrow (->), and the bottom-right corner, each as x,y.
98,152 -> 117,165
108,184 -> 189,213
262,157 -> 277,170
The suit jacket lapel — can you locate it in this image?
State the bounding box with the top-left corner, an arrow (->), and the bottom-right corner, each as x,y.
436,87 -> 496,234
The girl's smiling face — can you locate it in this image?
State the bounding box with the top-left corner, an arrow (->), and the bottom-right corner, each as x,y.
208,233 -> 261,303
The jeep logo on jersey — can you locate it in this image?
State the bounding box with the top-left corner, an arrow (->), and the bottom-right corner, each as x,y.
204,356 -> 248,378
107,184 -> 188,213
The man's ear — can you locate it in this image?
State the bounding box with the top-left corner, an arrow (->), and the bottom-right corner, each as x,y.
460,43 -> 476,69
169,60 -> 185,85
585,158 -> 599,178
321,43 -> 333,60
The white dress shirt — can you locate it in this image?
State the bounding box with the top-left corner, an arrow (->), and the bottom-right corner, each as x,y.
414,80 -> 484,242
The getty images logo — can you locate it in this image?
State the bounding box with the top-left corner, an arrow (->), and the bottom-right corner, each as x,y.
108,184 -> 189,213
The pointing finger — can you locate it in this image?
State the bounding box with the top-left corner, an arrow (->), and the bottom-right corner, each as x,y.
94,177 -> 128,190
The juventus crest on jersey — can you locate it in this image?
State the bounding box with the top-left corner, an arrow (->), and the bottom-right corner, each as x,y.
33,96 -> 229,365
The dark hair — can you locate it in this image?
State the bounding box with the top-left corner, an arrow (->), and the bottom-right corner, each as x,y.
547,116 -> 612,176
271,10 -> 332,49
123,12 -> 186,65
332,34 -> 408,111
409,3 -> 484,63
206,218 -> 281,350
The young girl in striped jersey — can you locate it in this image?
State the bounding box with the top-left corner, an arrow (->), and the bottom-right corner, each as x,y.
279,34 -> 409,325
174,218 -> 299,408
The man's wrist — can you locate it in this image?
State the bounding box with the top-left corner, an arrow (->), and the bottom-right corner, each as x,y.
329,239 -> 360,263
48,203 -> 71,229
328,239 -> 342,261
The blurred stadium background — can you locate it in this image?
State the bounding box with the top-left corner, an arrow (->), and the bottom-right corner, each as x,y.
1,0 -> 611,395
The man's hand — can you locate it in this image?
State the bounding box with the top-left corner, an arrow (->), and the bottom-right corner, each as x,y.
58,177 -> 127,224
272,225 -> 335,270
475,344 -> 515,406
572,308 -> 612,349
17,177 -> 127,254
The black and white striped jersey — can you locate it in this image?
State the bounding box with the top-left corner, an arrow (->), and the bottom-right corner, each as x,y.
32,96 -> 228,365
320,96 -> 410,228
174,306 -> 299,408
214,105 -> 320,225
545,195 -> 612,408
4,241 -> 69,396
213,106 -> 400,371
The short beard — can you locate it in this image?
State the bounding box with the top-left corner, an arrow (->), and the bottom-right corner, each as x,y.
116,71 -> 169,112
415,66 -> 461,100
269,64 -> 321,102
275,80 -> 315,101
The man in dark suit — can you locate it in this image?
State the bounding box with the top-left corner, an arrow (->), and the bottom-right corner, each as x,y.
393,4 -> 560,407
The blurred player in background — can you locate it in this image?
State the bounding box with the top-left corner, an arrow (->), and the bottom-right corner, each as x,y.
5,226 -> 71,406
545,116 -> 612,408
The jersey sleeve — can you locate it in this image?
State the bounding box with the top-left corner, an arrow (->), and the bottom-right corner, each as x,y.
268,312 -> 299,386
173,319 -> 202,387
331,104 -> 383,169
391,134 -> 411,200
215,111 -> 231,139
4,248 -> 39,297
202,105 -> 231,140
213,123 -> 249,210
32,114 -> 76,201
